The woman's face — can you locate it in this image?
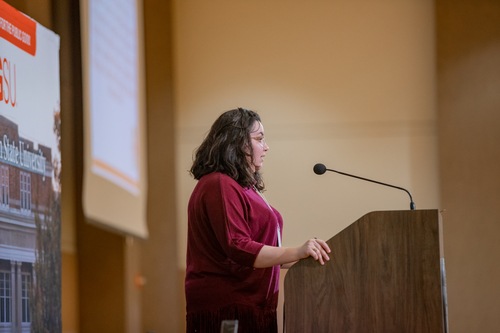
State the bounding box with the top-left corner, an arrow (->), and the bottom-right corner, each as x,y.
249,121 -> 269,172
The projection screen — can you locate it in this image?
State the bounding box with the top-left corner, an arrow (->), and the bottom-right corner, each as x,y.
80,0 -> 148,238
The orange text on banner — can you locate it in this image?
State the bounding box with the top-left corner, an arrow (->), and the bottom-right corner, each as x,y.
0,1 -> 37,56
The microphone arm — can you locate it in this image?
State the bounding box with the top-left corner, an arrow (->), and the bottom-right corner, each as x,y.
313,163 -> 416,210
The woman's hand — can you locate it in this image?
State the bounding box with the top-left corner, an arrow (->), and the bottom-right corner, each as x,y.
254,238 -> 332,268
299,238 -> 331,265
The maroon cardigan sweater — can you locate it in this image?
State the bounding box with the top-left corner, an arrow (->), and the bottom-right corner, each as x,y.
185,172 -> 283,333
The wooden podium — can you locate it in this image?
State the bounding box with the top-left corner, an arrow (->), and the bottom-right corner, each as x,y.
284,209 -> 448,333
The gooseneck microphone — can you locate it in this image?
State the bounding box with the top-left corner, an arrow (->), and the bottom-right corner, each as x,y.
313,163 -> 416,210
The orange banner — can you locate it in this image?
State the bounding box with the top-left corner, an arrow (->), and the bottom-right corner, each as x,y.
0,1 -> 37,56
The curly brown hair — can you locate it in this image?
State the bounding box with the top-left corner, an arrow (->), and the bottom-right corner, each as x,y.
190,107 -> 265,191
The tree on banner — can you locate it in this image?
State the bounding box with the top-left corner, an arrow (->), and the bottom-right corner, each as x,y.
31,106 -> 62,333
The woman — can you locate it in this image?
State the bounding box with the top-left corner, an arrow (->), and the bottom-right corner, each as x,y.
185,107 -> 331,332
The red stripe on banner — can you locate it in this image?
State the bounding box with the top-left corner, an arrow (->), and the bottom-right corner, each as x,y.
0,1 -> 37,56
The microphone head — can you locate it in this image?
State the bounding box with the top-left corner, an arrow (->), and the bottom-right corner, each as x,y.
313,163 -> 327,175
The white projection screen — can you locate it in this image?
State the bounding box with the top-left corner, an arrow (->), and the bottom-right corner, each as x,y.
80,0 -> 148,238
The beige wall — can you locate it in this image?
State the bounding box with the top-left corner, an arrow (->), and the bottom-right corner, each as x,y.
173,1 -> 438,331
174,0 -> 439,264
